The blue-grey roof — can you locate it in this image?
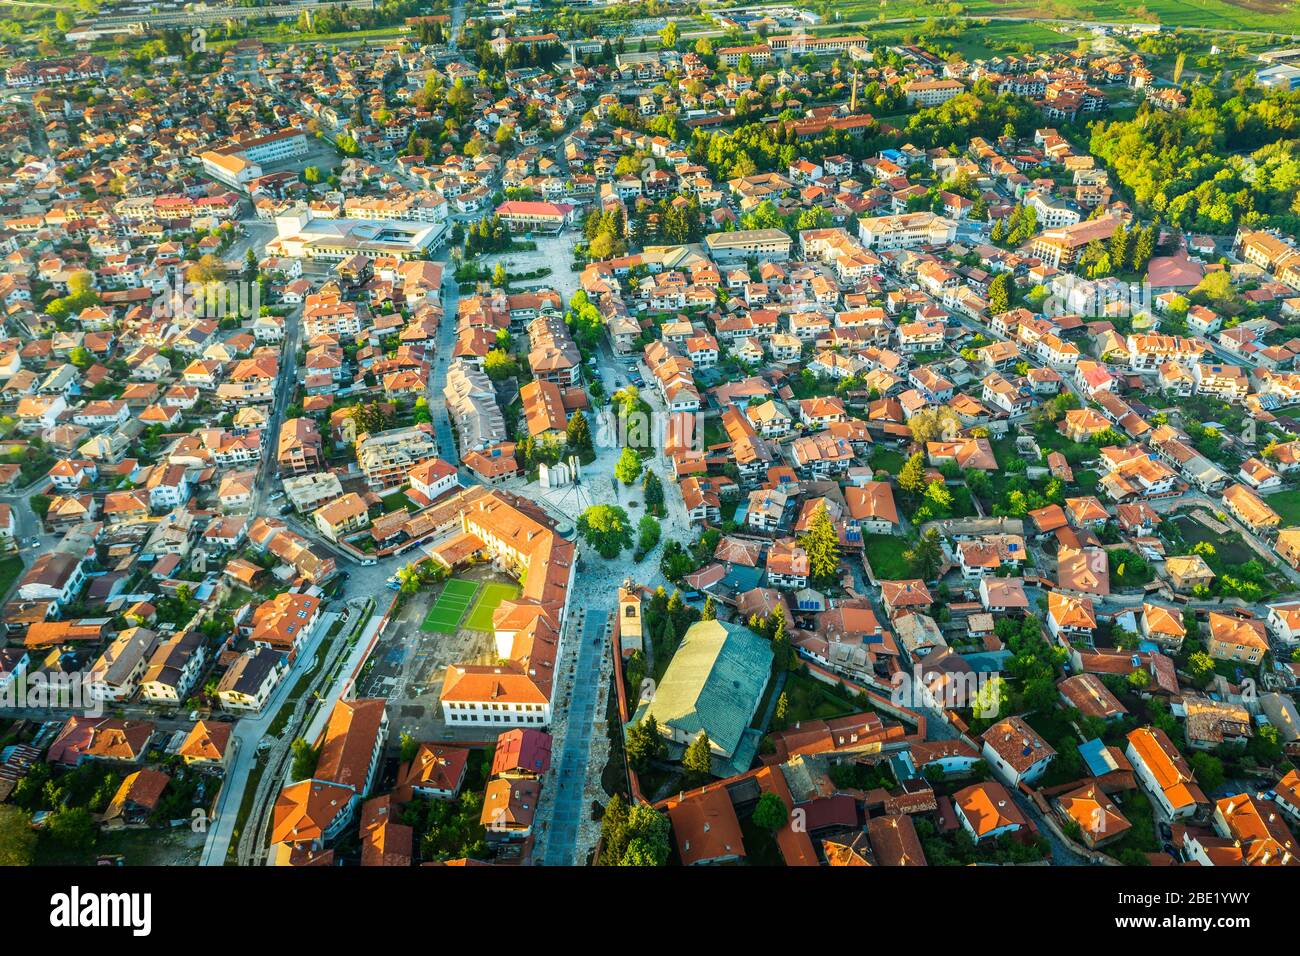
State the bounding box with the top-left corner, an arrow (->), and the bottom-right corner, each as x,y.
638,619 -> 773,759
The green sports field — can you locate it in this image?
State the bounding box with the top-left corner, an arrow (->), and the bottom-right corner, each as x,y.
464,582 -> 522,632
420,578 -> 479,633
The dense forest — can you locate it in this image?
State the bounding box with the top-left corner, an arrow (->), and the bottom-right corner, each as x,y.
1089,84 -> 1300,234
687,90 -> 1037,181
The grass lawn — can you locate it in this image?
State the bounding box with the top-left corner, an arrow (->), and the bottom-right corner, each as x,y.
862,533 -> 914,580
1163,514 -> 1255,566
464,581 -> 521,631
992,438 -> 1019,470
0,554 -> 24,599
1032,427 -> 1099,465
702,417 -> 727,449
780,670 -> 860,724
381,492 -> 415,513
420,579 -> 479,634
869,448 -> 907,475
1263,489 -> 1300,526
37,823 -> 206,867
1073,469 -> 1100,493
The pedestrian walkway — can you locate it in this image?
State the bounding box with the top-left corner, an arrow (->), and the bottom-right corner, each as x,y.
540,609 -> 609,865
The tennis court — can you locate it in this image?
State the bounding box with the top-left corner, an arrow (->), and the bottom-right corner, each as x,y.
420,579 -> 479,633
464,581 -> 522,631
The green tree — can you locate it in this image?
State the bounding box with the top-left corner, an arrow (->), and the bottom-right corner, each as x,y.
905,528 -> 944,581
1187,650 -> 1216,686
771,613 -> 796,672
683,731 -> 713,781
799,504 -> 841,587
987,272 -> 1012,315
565,409 -> 594,462
0,805 -> 35,866
625,716 -> 665,771
752,791 -> 789,831
637,514 -> 661,555
47,807 -> 94,851
619,803 -> 671,866
1190,752 -> 1225,793
577,504 -> 634,558
290,738 -> 321,781
399,732 -> 419,764
898,451 -> 928,494
349,402 -> 390,436
483,349 -> 516,381
774,690 -> 789,726
642,469 -> 665,516
701,595 -> 717,621
615,446 -> 643,486
599,793 -> 630,863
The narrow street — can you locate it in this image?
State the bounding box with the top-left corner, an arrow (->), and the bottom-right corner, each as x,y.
536,606 -> 611,865
199,609 -> 341,866
427,267 -> 460,466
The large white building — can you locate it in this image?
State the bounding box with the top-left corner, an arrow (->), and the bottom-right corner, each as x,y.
200,129 -> 308,189
858,212 -> 957,250
270,208 -> 448,261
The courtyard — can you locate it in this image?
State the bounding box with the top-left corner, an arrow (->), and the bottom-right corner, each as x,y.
356,565 -> 525,743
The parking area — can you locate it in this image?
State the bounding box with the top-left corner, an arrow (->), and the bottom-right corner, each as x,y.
262,137 -> 342,179
482,232 -> 582,301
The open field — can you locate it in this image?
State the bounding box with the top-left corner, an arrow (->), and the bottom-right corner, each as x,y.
1263,488 -> 1300,526
826,0 -> 1300,32
420,578 -> 479,634
464,581 -> 522,631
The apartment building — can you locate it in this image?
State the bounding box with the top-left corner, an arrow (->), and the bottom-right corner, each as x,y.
277,417 -> 324,476
356,424 -> 439,493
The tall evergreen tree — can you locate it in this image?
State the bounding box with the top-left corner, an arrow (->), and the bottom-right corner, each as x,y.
565,409 -> 594,462
800,504 -> 841,586
987,272 -> 1011,314
683,731 -> 713,780
905,528 -> 944,581
642,469 -> 665,516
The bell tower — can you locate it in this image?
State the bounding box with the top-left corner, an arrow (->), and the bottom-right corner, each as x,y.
617,578 -> 643,655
